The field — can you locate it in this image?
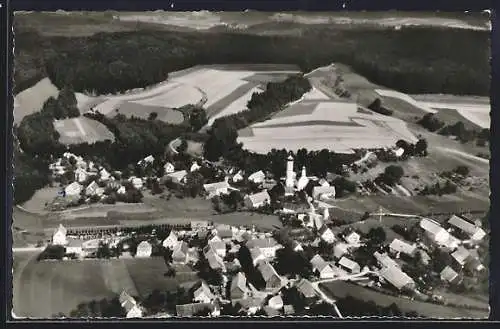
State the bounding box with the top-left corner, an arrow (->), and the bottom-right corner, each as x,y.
237,100 -> 418,154
20,187 -> 61,214
320,281 -> 488,319
13,78 -> 59,124
13,256 -> 196,318
54,117 -> 115,145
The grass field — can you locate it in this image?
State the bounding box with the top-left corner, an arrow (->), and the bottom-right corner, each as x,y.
20,187 -> 61,214
13,78 -> 59,125
320,281 -> 488,318
54,117 -> 115,145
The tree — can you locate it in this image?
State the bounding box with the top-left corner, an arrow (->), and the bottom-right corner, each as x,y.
366,227 -> 386,246
148,112 -> 158,120
189,106 -> 208,132
414,138 -> 428,156
178,138 -> 188,154
96,242 -> 112,259
454,165 -> 470,177
381,165 -> 404,186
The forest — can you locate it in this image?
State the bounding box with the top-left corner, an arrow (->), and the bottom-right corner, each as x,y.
15,25 -> 489,96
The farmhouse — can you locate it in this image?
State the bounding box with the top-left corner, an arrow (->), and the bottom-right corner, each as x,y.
311,255 -> 335,279
246,238 -> 280,258
448,215 -> 486,242
232,170 -> 244,183
213,224 -> 234,240
318,225 -> 336,244
268,295 -> 284,310
65,238 -> 84,255
374,251 -> 400,269
85,181 -> 99,196
333,243 -> 350,259
344,231 -> 361,245
440,266 -> 461,284
205,248 -> 226,272
100,168 -> 111,181
248,170 -> 266,184
250,247 -> 267,266
65,182 -> 83,197
379,266 -> 416,291
167,170 -> 188,184
230,272 -> 249,300
119,291 -> 143,318
206,241 -> 227,258
52,224 -> 68,246
389,239 -> 417,258
295,279 -> 317,302
420,218 -> 460,250
338,257 -> 361,274
162,231 -> 179,249
451,246 -> 472,267
74,168 -> 88,183
172,241 -> 190,264
244,190 -> 271,209
257,262 -> 285,290
193,281 -> 216,304
190,162 -> 201,172
203,181 -> 232,199
164,162 -> 175,174
312,186 -> 336,200
135,241 -> 152,258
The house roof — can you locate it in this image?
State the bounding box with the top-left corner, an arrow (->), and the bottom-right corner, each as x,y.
203,181 -> 230,192
389,239 -> 417,255
310,254 -> 331,272
231,272 -> 248,294
250,247 -> 264,263
54,224 -> 67,236
245,190 -> 271,205
249,170 -> 266,180
345,231 -> 361,241
173,241 -> 189,256
194,281 -> 215,301
176,303 -> 214,317
440,266 -> 459,282
451,246 -> 471,265
208,241 -> 226,251
420,218 -> 446,236
295,279 -> 316,299
379,266 -> 415,290
66,238 -> 84,248
268,295 -> 284,309
164,231 -> 178,242
257,262 -> 281,283
374,251 -> 399,268
119,290 -> 137,312
318,225 -> 333,237
448,215 -> 483,236
205,249 -> 225,270
137,241 -> 152,252
312,186 -> 336,197
65,181 -> 83,191
247,237 -> 278,249
338,257 -> 360,270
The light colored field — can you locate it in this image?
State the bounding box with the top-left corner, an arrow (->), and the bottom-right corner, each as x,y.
20,187 -> 61,214
303,86 -> 331,100
419,101 -> 490,129
238,100 -> 417,154
207,86 -> 261,126
129,84 -> 204,109
114,101 -> 184,124
14,78 -> 60,124
375,89 -> 437,114
60,203 -> 157,220
54,117 -> 115,145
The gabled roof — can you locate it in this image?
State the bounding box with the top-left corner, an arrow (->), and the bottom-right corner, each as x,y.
374,251 -> 399,268
389,238 -> 417,255
257,262 -> 281,283
440,266 -> 459,282
203,181 -> 230,192
451,246 -> 471,265
167,170 -> 188,180
119,290 -> 137,312
379,266 -> 415,290
230,272 -> 248,294
310,254 -> 331,272
248,170 -> 266,181
448,215 -> 484,237
205,249 -> 225,270
247,237 -> 278,249
338,257 -> 360,271
295,279 -> 316,299
208,241 -> 226,251
194,281 -> 215,301
318,225 -> 333,236
172,241 -> 189,257
245,190 -> 271,205
312,186 -> 336,197
54,224 -> 67,236
420,218 -> 446,236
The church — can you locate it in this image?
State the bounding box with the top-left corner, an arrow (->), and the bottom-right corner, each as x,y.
283,153 -> 310,196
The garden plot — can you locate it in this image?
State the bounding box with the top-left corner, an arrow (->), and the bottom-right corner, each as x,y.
54,117 -> 115,145
14,78 -> 59,124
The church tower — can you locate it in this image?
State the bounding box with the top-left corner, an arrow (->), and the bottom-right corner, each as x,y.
285,153 -> 294,188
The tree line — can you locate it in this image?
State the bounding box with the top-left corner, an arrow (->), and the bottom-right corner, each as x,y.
16,25 -> 489,96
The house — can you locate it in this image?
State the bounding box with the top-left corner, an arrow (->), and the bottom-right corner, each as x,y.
420,218 -> 460,250
263,306 -> 281,316
162,231 -> 179,249
172,241 -> 189,264
312,186 -> 336,200
393,147 -> 405,158
167,170 -> 188,184
268,295 -> 284,310
250,247 -> 266,266
374,251 -> 399,269
82,239 -> 100,253
176,303 -> 215,317
65,182 -> 83,197
312,213 -> 324,230
203,181 -> 231,198
52,224 -> 68,246
129,177 -> 143,190
119,291 -> 143,318
99,168 -> 111,181
451,246 -> 471,267
207,241 -> 227,258
190,162 -> 201,172
292,241 -> 303,252
319,178 -> 330,187
213,224 -> 233,240
389,239 -> 417,258
238,297 -> 264,315
248,170 -> 266,184
117,186 -> 126,195
74,168 -> 88,183
344,231 -> 361,245
65,239 -> 84,255
318,225 -> 336,244
135,241 -> 152,258
191,220 -> 210,230
338,257 -> 361,274
246,238 -> 280,259
230,272 -> 249,300
244,190 -> 271,209
448,215 -> 487,242
257,262 -> 285,290
379,266 -> 416,291
440,266 -> 461,284
164,162 -> 175,174
205,249 -> 226,272
193,281 -> 215,304
232,170 -> 244,183
295,279 -> 317,302
333,243 -> 350,259
310,255 -> 335,279
85,181 -> 99,196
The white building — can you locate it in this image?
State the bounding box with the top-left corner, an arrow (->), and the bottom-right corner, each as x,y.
448,215 -> 486,242
248,170 -> 266,184
164,162 -> 175,174
333,243 -> 350,259
85,181 -> 99,196
420,218 -> 460,250
344,232 -> 361,245
193,282 -> 215,304
119,291 -> 143,318
203,181 -> 231,199
129,177 -> 143,190
65,182 -> 83,197
99,168 -> 111,181
318,225 -> 336,244
65,239 -> 84,255
162,231 -> 179,250
190,162 -> 201,172
268,295 -> 284,310
167,170 -> 188,184
389,239 -> 417,258
135,241 -> 152,258
310,255 -> 335,279
296,166 -> 310,191
379,266 -> 416,291
247,238 -> 280,259
312,186 -> 336,200
338,257 -> 361,274
244,190 -> 271,208
285,154 -> 296,188
74,168 -> 88,183
232,170 -> 244,183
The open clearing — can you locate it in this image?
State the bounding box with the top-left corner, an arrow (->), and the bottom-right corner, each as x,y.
13,257 -> 195,318
20,187 -> 61,214
320,281 -> 488,318
238,100 -> 417,154
14,78 -> 59,125
54,117 -> 115,145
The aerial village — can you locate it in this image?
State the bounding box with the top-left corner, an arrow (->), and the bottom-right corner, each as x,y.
38,149 -> 488,318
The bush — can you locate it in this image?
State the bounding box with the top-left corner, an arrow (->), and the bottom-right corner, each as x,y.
38,245 -> 66,261
380,165 -> 404,186
368,98 -> 393,116
418,113 -> 445,132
